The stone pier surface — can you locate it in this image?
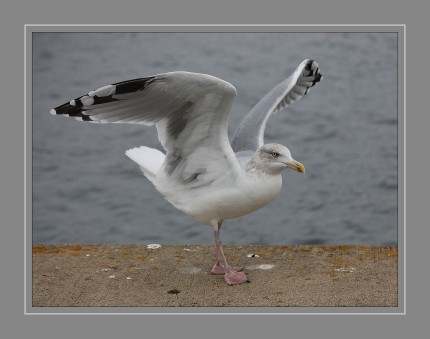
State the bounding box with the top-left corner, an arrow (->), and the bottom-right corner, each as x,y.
32,244 -> 397,307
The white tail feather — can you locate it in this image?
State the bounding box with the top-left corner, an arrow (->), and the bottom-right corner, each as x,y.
125,146 -> 165,184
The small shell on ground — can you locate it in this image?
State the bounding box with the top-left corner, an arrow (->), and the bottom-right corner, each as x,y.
178,267 -> 201,274
147,244 -> 161,249
247,254 -> 260,258
245,264 -> 275,270
335,267 -> 356,273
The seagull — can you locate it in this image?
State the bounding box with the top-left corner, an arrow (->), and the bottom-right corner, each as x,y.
50,59 -> 322,285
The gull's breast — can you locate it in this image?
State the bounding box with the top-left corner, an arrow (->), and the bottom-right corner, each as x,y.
180,173 -> 283,225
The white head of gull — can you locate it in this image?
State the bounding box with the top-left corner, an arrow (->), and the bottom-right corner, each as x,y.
51,59 -> 322,285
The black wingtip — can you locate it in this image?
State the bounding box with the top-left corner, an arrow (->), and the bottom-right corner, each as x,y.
50,100 -> 95,121
305,60 -> 322,86
313,72 -> 322,85
113,76 -> 156,94
50,76 -> 157,121
305,59 -> 315,70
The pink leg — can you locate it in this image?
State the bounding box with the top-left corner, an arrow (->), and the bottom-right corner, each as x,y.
211,221 -> 225,274
211,242 -> 227,275
211,243 -> 243,274
210,221 -> 248,285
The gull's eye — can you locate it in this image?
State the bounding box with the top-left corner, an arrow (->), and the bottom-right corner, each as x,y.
271,151 -> 280,158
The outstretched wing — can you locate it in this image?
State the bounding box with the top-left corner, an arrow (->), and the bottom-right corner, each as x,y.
231,59 -> 322,152
51,71 -> 242,186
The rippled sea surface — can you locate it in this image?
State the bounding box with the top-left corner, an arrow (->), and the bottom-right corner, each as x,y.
32,32 -> 398,245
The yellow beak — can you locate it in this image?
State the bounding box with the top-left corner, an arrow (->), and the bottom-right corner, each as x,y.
286,160 -> 305,173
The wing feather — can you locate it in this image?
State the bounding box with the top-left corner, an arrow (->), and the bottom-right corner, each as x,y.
231,59 -> 322,152
51,71 -> 242,187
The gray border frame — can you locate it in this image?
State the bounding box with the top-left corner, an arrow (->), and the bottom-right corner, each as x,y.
25,25 -> 405,315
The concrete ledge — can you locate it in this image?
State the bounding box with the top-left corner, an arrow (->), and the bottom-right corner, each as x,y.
32,244 -> 397,307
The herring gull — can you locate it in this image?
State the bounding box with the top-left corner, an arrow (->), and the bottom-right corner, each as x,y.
50,59 -> 322,285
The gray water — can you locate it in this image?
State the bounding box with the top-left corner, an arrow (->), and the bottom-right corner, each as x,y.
32,32 -> 398,245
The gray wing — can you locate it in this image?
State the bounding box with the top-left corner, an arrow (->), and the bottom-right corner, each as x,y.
231,59 -> 322,152
51,71 -> 243,186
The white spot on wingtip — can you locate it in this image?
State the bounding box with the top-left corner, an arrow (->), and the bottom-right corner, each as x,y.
80,95 -> 94,106
70,99 -> 76,106
50,109 -> 56,115
147,244 -> 161,249
89,84 -> 115,97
